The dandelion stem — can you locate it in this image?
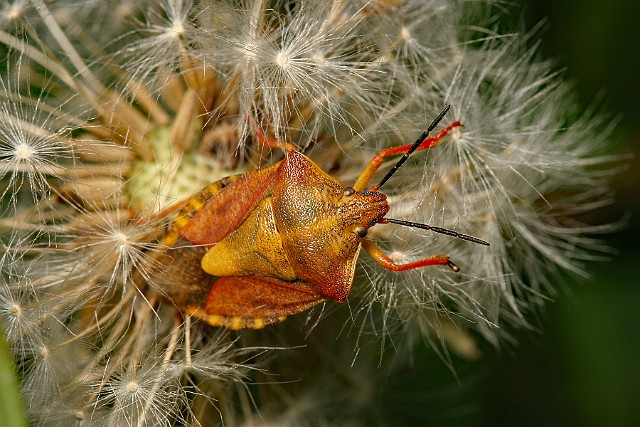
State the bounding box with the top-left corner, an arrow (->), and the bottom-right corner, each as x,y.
65,23 -> 171,125
138,318 -> 181,426
130,293 -> 159,367
0,31 -> 76,88
185,316 -> 192,368
52,288 -> 137,350
83,313 -> 138,405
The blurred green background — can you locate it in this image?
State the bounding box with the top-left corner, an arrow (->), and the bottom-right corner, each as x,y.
390,2 -> 639,427
462,1 -> 640,426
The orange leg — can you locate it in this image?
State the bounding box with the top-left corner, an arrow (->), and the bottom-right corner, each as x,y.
353,121 -> 461,192
361,240 -> 460,272
249,116 -> 298,151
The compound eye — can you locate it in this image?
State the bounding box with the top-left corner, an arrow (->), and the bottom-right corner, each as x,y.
355,227 -> 368,238
344,186 -> 355,196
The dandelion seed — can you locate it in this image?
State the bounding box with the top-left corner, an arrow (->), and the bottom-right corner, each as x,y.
1,1 -> 27,27
0,94 -> 73,207
391,250 -> 404,263
119,0 -> 198,86
99,364 -> 181,427
59,203 -> 170,298
400,26 -> 412,42
275,50 -> 289,68
0,252 -> 44,352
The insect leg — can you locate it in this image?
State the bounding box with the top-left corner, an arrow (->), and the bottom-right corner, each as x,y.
249,116 -> 298,151
352,121 -> 462,192
361,240 -> 460,272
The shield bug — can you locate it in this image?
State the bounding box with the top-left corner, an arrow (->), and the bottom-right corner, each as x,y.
160,106 -> 489,329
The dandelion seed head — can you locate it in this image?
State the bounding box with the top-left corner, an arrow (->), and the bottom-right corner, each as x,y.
98,354 -> 189,427
169,21 -> 185,38
390,250 -> 405,263
0,91 -> 73,205
19,322 -> 88,408
112,231 -> 129,246
115,0 -> 198,84
13,141 -> 33,161
0,124 -> 62,174
37,342 -> 50,359
7,7 -> 21,20
2,2 -> 25,25
275,50 -> 290,68
0,255 -> 46,350
9,302 -> 20,316
311,52 -> 325,65
0,0 -> 622,424
450,126 -> 463,142
0,295 -> 34,346
400,26 -> 412,42
30,380 -> 107,426
126,380 -> 139,393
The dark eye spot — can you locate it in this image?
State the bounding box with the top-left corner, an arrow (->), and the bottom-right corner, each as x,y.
344,186 -> 355,196
356,227 -> 367,238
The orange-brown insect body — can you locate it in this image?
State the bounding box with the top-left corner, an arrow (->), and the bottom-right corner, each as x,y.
190,150 -> 390,301
161,108 -> 486,329
164,151 -> 389,329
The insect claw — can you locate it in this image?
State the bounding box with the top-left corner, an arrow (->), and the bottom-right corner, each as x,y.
447,260 -> 460,272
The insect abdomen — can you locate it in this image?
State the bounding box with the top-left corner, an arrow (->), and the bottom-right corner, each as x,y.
186,307 -> 286,330
162,175 -> 243,246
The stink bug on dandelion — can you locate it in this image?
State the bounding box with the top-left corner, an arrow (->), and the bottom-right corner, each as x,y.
159,106 -> 489,329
